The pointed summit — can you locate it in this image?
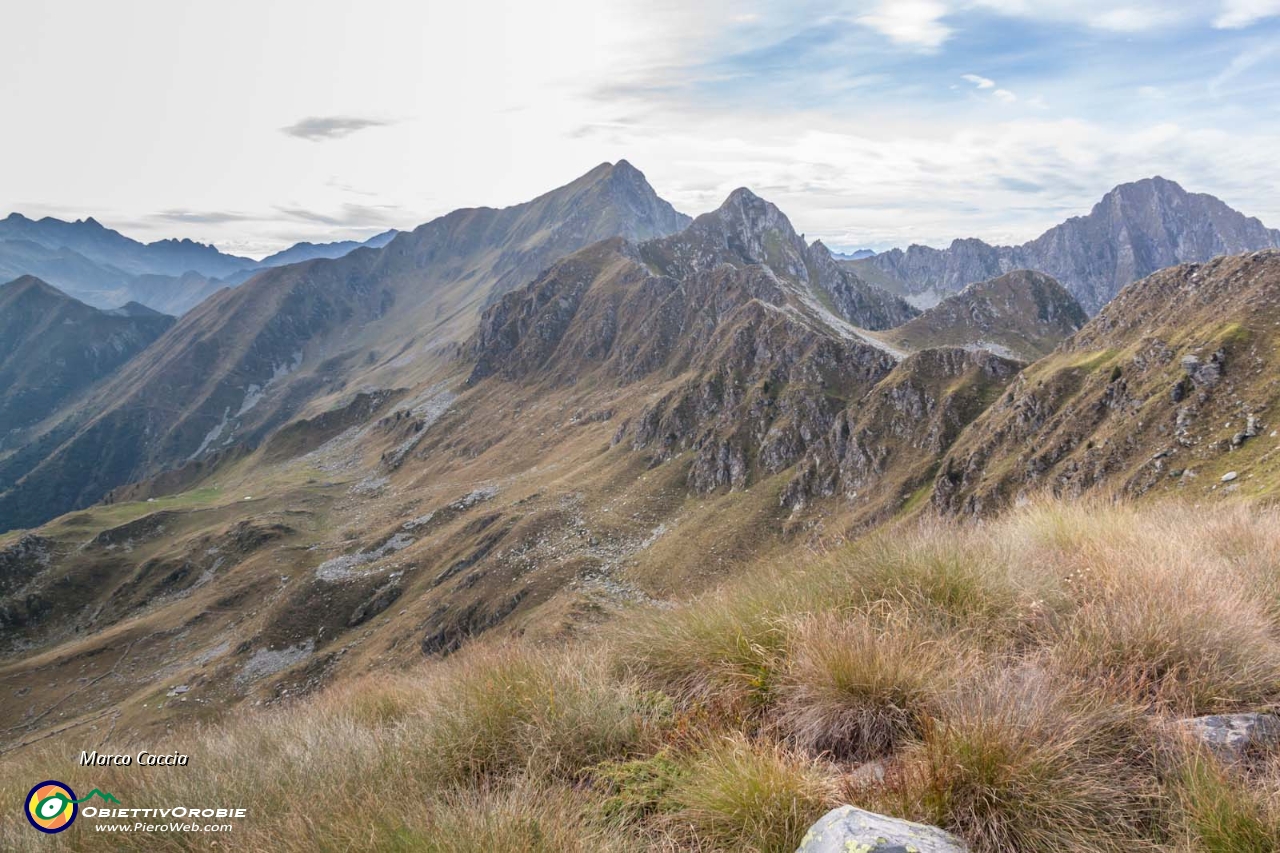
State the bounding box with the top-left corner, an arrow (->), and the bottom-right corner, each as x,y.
526,160 -> 689,247
860,177 -> 1280,314
1,274 -> 67,302
648,186 -> 808,280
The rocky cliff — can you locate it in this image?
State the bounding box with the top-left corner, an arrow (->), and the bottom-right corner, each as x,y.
856,177 -> 1280,314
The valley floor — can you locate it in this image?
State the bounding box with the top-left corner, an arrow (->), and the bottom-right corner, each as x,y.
4,497 -> 1280,851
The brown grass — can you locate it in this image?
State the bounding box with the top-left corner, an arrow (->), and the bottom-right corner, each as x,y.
6,500 -> 1280,851
773,608 -> 967,761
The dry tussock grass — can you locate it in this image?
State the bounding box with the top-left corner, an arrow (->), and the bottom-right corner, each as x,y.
5,499 -> 1280,851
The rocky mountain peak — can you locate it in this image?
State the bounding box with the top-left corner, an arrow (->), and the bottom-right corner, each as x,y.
858,177 -> 1280,315
653,187 -> 808,281
712,187 -> 800,240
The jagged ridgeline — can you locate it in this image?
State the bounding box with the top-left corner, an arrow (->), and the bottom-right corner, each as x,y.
850,176 -> 1280,313
1,163 -> 1279,770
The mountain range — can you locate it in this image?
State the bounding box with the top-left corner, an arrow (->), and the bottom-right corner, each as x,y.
0,276 -> 173,443
851,176 -> 1280,313
2,163 -> 1279,756
0,161 -> 689,532
0,213 -> 400,315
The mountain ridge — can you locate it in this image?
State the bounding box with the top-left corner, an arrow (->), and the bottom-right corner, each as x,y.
0,275 -> 174,444
0,215 -> 403,315
0,162 -> 691,533
880,269 -> 1088,361
854,177 -> 1280,313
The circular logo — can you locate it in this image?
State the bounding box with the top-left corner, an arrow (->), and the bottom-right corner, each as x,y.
25,780 -> 77,834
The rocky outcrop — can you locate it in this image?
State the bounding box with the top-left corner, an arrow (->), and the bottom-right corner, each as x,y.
1176,713 -> 1280,763
857,177 -> 1280,314
796,805 -> 967,853
785,347 -> 1022,511
0,534 -> 53,596
624,299 -> 897,492
933,251 -> 1280,515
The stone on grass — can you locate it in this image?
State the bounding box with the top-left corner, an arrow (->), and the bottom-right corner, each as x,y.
796,805 -> 967,853
1177,713 -> 1280,763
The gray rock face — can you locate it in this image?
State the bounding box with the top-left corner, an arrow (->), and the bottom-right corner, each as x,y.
1177,713 -> 1280,763
796,805 -> 967,853
860,177 -> 1280,314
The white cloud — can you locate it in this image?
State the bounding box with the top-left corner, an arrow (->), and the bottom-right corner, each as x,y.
1209,44 -> 1278,95
858,0 -> 953,49
971,0 -> 1201,31
1214,0 -> 1280,27
961,74 -> 1018,104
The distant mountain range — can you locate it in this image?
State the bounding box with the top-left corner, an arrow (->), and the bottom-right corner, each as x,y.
851,177 -> 1280,313
0,276 -> 173,443
829,249 -> 876,261
0,213 -> 400,314
256,229 -> 399,267
5,168 -> 1280,534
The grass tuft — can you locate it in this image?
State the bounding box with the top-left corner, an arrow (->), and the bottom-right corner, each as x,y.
773,608 -> 964,760
664,734 -> 834,853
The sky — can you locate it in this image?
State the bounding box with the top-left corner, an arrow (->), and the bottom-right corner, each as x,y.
3,0 -> 1280,257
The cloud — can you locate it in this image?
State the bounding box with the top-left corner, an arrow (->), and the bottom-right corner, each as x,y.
147,209 -> 258,225
1209,43 -> 1278,95
275,202 -> 403,227
970,0 -> 1202,31
961,74 -> 1017,104
280,116 -> 392,142
1215,0 -> 1280,27
858,0 -> 952,49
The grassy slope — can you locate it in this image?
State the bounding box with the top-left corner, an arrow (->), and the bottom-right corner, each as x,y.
5,499 -> 1280,851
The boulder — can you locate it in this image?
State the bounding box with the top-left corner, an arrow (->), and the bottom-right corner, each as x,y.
796,805 -> 967,853
1177,713 -> 1280,762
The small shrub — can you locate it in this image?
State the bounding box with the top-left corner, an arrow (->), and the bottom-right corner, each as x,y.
617,582 -> 792,715
828,524 -> 1033,641
1052,543 -> 1280,714
595,750 -> 686,824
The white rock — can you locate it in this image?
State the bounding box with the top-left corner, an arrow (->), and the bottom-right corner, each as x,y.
1221,472 -> 1238,482
796,805 -> 967,853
